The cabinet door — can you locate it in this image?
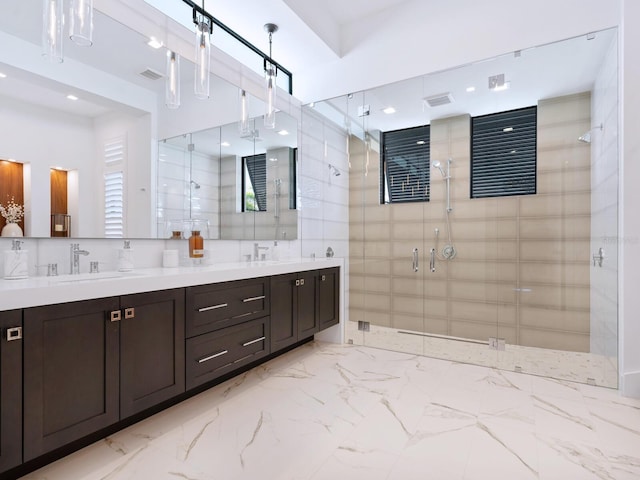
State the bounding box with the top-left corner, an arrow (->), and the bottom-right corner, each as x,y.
318,267 -> 340,330
270,273 -> 298,351
297,271 -> 318,339
0,310 -> 22,473
23,297 -> 120,461
120,289 -> 185,418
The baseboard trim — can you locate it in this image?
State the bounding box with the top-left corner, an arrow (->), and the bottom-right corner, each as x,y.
621,370 -> 640,398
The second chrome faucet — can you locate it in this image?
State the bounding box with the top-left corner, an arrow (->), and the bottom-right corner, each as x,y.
70,243 -> 90,274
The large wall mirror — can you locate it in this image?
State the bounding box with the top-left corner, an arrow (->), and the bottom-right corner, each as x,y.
157,111 -> 298,241
0,0 -> 297,240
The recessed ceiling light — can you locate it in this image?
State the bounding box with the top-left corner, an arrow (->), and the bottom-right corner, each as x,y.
0,72 -> 7,79
66,94 -> 79,101
466,86 -> 475,93
277,129 -> 289,136
503,127 -> 514,132
147,37 -> 163,49
221,141 -> 230,147
383,107 -> 396,115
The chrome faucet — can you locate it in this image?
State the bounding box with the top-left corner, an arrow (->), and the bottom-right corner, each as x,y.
70,243 -> 90,274
253,243 -> 269,261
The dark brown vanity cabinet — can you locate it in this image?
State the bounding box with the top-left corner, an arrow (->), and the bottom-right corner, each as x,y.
23,289 -> 185,460
0,310 -> 23,473
271,267 -> 340,352
23,297 -> 121,461
185,278 -> 270,390
270,270 -> 318,351
119,289 -> 185,418
318,267 -> 340,331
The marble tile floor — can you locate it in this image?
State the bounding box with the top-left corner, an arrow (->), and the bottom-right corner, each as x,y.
21,342 -> 640,480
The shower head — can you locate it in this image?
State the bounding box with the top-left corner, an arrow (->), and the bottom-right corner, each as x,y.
190,180 -> 201,189
328,164 -> 341,177
578,123 -> 603,144
578,132 -> 592,144
432,160 -> 446,177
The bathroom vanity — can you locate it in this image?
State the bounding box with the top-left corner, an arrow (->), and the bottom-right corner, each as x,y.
0,259 -> 341,478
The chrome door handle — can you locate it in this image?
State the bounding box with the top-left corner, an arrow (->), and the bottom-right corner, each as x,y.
124,308 -> 135,319
110,310 -> 122,322
412,248 -> 419,272
593,247 -> 604,267
430,248 -> 436,273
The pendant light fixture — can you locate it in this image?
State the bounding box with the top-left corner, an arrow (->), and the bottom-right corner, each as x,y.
194,1 -> 212,99
166,51 -> 181,109
263,23 -> 278,129
42,0 -> 64,62
239,89 -> 250,135
69,0 -> 94,46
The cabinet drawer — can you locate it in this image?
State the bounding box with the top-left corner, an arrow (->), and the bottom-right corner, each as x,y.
186,317 -> 270,390
186,278 -> 269,338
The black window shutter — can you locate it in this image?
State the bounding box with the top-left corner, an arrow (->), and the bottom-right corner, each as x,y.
381,125 -> 430,203
471,106 -> 537,198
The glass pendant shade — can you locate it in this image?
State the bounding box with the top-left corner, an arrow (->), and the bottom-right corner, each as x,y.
194,19 -> 211,99
264,62 -> 276,129
165,51 -> 181,109
239,89 -> 250,135
69,0 -> 94,46
42,0 -> 64,63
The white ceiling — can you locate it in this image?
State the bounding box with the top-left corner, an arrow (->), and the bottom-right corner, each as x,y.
0,0 -> 618,135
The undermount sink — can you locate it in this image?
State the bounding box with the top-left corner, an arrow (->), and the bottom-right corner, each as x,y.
49,271 -> 141,283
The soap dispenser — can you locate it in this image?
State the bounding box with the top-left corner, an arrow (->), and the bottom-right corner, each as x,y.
117,240 -> 134,272
4,239 -> 28,279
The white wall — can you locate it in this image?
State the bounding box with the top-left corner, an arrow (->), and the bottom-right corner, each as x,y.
0,96 -> 95,237
621,0 -> 640,397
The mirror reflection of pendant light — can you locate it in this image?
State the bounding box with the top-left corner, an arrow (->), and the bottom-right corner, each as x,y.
42,0 -> 64,62
194,2 -> 211,99
263,23 -> 278,129
239,89 -> 250,135
69,0 -> 94,47
166,51 -> 181,109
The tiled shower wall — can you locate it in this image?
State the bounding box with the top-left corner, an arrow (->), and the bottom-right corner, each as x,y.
349,93 -> 593,352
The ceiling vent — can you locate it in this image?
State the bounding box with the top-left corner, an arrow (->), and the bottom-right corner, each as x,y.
423,92 -> 454,107
139,68 -> 163,80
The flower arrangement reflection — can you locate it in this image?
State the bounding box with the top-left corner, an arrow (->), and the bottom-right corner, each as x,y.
0,196 -> 24,224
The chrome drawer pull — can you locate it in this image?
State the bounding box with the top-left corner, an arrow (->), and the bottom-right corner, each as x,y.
242,295 -> 266,303
6,327 -> 22,341
198,350 -> 228,363
242,336 -> 266,347
198,303 -> 228,312
232,312 -> 253,319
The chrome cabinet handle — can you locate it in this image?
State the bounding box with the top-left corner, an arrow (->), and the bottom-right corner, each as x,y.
124,308 -> 135,319
198,350 -> 228,363
242,336 -> 266,347
300,278 -> 305,286
295,279 -> 300,286
412,248 -> 419,272
321,275 -> 326,281
6,327 -> 22,341
243,295 -> 265,303
430,248 -> 436,273
110,310 -> 122,322
198,303 -> 228,312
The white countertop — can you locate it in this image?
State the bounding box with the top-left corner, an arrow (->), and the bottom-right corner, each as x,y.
0,257 -> 343,311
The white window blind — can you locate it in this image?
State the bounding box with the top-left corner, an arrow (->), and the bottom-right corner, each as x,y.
103,137 -> 126,238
